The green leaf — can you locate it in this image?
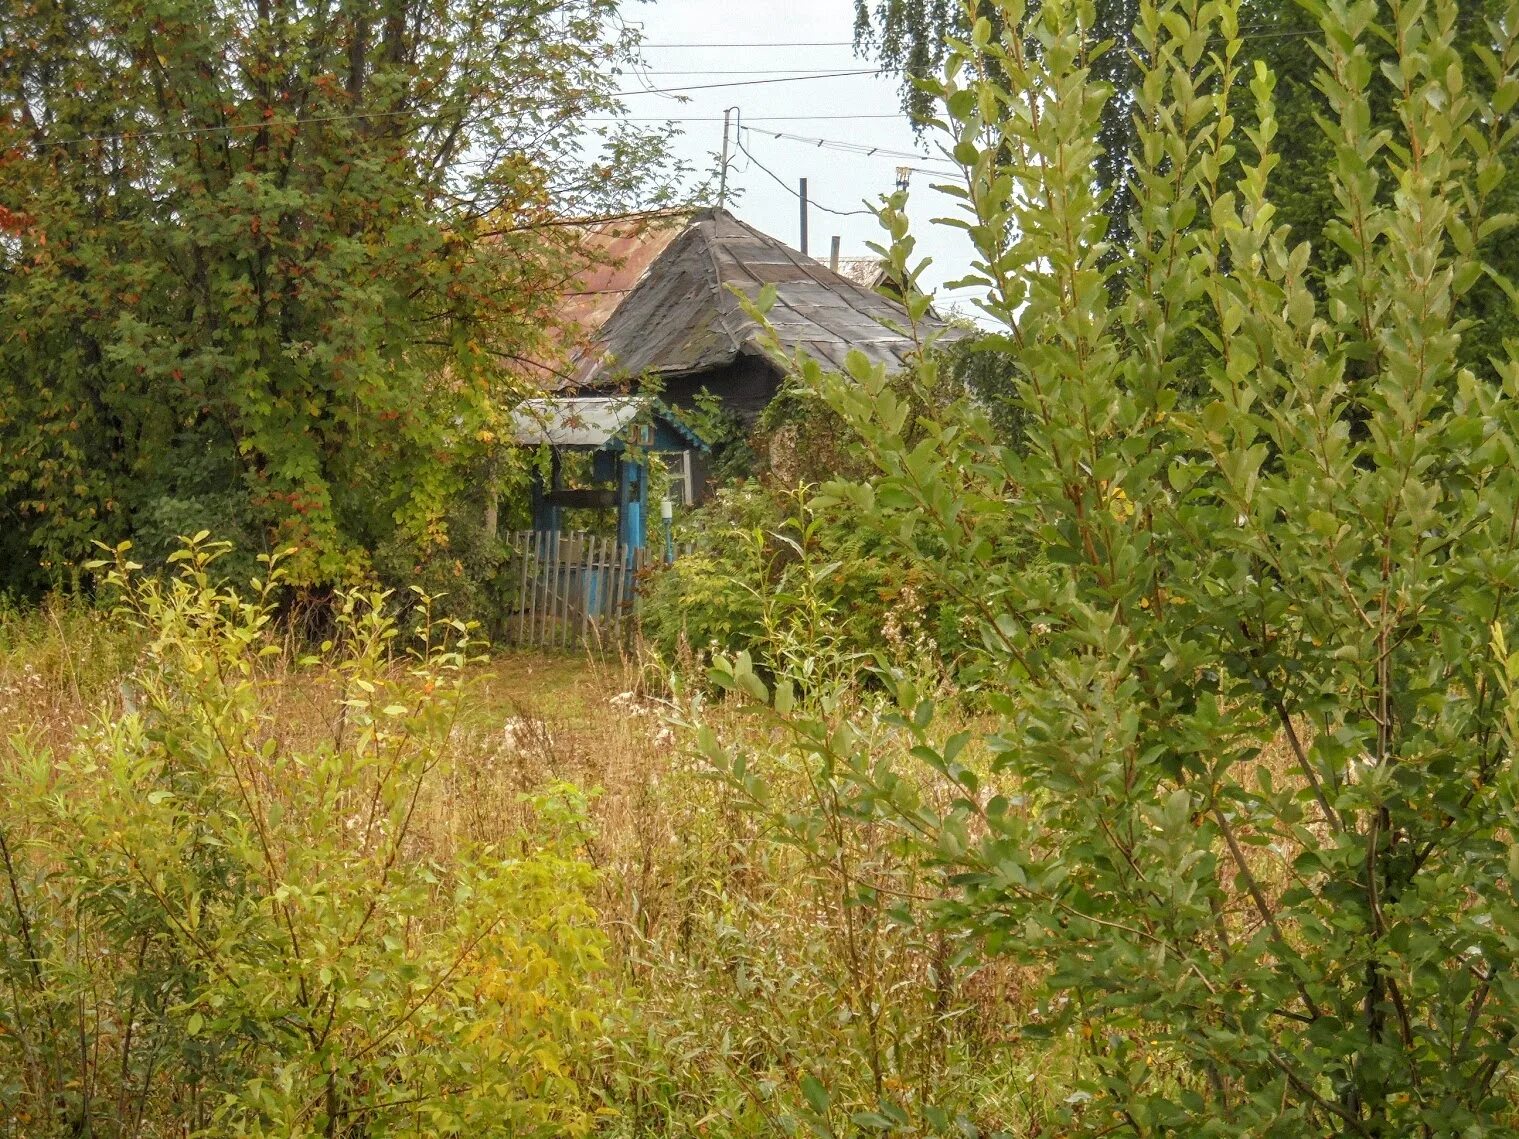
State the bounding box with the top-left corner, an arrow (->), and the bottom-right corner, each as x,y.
799,1074 -> 831,1115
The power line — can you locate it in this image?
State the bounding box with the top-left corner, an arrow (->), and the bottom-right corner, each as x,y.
629,67 -> 883,75
613,69 -> 889,96
590,113 -> 908,122
24,108 -> 914,148
25,16 -> 1440,151
619,21 -> 1464,99
26,73 -> 899,147
734,130 -> 874,217
639,41 -> 856,48
749,127 -> 959,168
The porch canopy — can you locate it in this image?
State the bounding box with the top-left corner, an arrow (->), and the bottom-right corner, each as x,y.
509,395 -> 703,452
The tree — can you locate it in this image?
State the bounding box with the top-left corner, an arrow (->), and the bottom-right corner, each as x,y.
0,0 -> 679,596
854,0 -> 1141,251
1238,0 -> 1519,370
857,0 -> 1519,347
710,0 -> 1519,1131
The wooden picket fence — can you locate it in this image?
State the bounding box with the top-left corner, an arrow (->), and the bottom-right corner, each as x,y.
503,530 -> 647,650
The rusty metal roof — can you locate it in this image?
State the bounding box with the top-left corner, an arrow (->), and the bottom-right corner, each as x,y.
558,211 -> 692,342
565,208 -> 948,388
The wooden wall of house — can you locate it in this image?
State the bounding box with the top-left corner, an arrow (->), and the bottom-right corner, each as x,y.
660,355 -> 785,428
659,355 -> 784,503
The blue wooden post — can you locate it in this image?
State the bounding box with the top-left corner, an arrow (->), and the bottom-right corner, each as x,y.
619,456 -> 647,552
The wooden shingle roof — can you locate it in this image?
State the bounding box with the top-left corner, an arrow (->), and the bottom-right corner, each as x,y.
566,208 -> 946,388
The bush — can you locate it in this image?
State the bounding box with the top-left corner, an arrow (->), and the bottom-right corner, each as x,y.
695,0 -> 1519,1133
639,485 -> 776,669
641,482 -> 981,687
0,538 -> 609,1137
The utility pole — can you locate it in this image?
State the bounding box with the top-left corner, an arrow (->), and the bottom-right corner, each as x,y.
829,235 -> 841,272
799,178 -> 809,255
718,107 -> 737,208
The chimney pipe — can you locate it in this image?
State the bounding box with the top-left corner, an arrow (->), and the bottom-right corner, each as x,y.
799,178 -> 809,255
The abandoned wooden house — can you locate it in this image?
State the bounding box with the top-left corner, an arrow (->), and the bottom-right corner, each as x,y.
534,206 -> 948,505
500,207 -> 950,648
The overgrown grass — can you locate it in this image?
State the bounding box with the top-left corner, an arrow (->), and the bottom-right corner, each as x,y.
0,591 -> 1048,1136
0,592 -> 1340,1137
0,591 -> 1340,1138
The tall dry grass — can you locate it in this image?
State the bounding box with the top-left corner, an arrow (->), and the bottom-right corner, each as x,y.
0,599 -> 1045,1136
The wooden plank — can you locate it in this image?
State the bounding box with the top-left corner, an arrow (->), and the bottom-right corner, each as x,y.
583,537 -> 595,649
603,542 -> 611,646
589,536 -> 604,650
543,530 -> 552,650
528,531 -> 540,646
544,530 -> 555,651
517,531 -> 530,648
581,537 -> 593,651
532,531 -> 545,650
560,534 -> 573,651
515,532 -> 530,646
602,536 -> 612,645
625,544 -> 634,648
613,540 -> 628,642
557,532 -> 570,651
610,542 -> 621,646
555,534 -> 567,652
568,537 -> 579,651
541,531 -> 552,651
545,532 -> 556,652
558,538 -> 569,651
580,536 -> 596,649
598,540 -> 610,646
531,531 -> 542,650
632,545 -> 645,644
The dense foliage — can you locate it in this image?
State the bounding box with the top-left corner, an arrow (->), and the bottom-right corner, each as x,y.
697,0 -> 1519,1132
641,482 -> 981,684
641,332 -> 1003,684
0,541 -> 610,1137
0,0 -> 677,598
12,0 -> 1519,1132
857,0 -> 1519,324
0,576 -> 1050,1136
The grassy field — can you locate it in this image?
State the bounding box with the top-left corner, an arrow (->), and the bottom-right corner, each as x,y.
0,596 -> 1048,1136
12,586 -> 1499,1137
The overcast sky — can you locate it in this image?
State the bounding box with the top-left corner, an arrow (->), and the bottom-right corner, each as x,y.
615,0 -> 985,322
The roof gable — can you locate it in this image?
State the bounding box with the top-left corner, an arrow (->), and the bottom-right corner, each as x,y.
568,208 -> 942,388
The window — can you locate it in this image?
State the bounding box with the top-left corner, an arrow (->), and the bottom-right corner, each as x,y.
660,450 -> 695,506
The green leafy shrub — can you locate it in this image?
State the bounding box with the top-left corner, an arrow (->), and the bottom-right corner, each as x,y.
641,482 -> 981,687
639,484 -> 778,669
0,538 -> 609,1137
694,0 -> 1519,1133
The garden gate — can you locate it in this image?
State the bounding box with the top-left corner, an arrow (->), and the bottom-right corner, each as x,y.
503,531 -> 646,650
